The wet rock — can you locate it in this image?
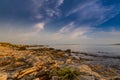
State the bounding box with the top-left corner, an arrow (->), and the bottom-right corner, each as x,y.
89,64 -> 118,77
65,49 -> 71,53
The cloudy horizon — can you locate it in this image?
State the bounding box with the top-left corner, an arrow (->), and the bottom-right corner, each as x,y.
0,0 -> 120,44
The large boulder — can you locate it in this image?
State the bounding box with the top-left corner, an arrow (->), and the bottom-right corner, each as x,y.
68,64 -> 106,80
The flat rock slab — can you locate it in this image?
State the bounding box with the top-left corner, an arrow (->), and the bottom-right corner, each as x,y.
0,72 -> 7,80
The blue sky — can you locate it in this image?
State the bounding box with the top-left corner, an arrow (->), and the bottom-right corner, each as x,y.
0,0 -> 120,44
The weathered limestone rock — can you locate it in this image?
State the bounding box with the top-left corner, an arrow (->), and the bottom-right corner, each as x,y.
66,58 -> 72,64
33,78 -> 40,80
52,76 -> 61,80
68,64 -> 107,80
108,76 -> 120,80
0,73 -> 7,80
0,43 -> 119,80
78,65 -> 101,77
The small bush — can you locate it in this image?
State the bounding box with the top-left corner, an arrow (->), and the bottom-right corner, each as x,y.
53,67 -> 80,80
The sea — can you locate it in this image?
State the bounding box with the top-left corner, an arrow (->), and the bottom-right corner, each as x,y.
49,44 -> 120,56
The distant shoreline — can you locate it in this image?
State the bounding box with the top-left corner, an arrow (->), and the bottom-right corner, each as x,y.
112,44 -> 120,45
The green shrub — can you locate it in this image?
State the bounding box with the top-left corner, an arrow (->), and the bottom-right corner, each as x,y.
53,67 -> 80,80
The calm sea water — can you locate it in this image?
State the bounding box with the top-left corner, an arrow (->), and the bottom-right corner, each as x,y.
49,44 -> 120,56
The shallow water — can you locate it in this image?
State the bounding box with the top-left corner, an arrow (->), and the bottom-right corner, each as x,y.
49,44 -> 120,56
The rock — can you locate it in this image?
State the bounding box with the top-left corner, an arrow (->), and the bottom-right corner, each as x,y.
66,58 -> 72,64
0,43 -> 118,80
77,75 -> 95,80
14,67 -> 39,79
78,65 -> 101,77
109,76 -> 120,80
89,64 -> 118,78
113,77 -> 120,80
33,78 -> 40,80
0,73 -> 7,80
65,49 -> 71,53
68,64 -> 106,80
52,76 -> 61,80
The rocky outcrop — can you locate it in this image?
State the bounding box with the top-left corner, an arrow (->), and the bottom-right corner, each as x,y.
0,43 -> 119,80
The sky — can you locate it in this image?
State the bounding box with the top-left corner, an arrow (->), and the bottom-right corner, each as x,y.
0,0 -> 120,44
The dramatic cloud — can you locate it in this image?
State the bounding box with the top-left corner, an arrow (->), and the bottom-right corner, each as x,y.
0,0 -> 120,44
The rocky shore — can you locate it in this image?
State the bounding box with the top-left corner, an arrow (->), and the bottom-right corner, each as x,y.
0,42 -> 120,80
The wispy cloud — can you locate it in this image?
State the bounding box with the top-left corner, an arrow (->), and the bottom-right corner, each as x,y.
52,22 -> 93,40
71,27 -> 93,39
0,23 -> 120,44
67,0 -> 97,16
57,0 -> 64,7
34,23 -> 45,32
31,0 -> 64,20
59,22 -> 74,33
13,22 -> 45,43
0,0 -> 120,44
67,0 -> 120,26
